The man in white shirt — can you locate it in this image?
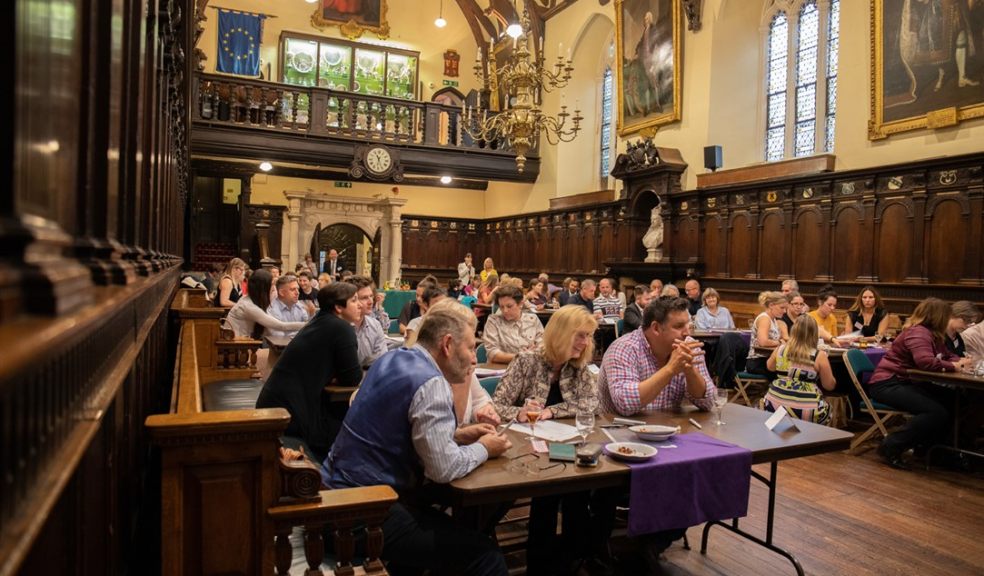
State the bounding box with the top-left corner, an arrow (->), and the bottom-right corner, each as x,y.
267,275 -> 311,338
347,276 -> 390,368
323,248 -> 345,280
458,253 -> 475,286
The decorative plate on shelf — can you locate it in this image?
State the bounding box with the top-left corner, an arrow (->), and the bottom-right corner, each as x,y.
322,49 -> 343,67
293,52 -> 314,73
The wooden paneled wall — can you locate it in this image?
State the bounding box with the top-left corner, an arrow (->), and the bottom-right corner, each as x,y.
400,153 -> 983,311
400,203 -> 649,283
1,0 -> 191,573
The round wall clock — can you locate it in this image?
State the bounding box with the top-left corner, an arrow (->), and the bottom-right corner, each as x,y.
365,146 -> 393,175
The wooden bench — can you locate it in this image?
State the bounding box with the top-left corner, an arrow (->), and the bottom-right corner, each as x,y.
146,317 -> 397,576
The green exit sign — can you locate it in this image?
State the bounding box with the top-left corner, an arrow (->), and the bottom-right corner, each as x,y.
442,80 -> 458,87
334,181 -> 352,188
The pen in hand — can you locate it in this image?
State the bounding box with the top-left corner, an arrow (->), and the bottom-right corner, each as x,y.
498,418 -> 517,436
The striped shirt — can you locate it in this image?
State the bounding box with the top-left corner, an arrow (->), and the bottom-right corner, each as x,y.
599,328 -> 716,415
593,294 -> 623,318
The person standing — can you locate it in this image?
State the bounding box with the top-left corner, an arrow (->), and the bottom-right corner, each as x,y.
322,248 -> 345,280
458,252 -> 476,286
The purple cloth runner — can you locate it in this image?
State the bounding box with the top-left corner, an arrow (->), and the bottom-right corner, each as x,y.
612,432 -> 752,535
861,347 -> 886,385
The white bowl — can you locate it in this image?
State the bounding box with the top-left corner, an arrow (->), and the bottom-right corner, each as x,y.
605,442 -> 658,462
629,425 -> 679,442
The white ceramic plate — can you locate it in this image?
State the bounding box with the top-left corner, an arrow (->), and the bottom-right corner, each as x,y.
629,425 -> 679,442
605,442 -> 658,462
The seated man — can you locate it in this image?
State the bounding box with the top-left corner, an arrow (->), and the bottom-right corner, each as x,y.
347,275 -> 390,368
568,279 -> 596,312
684,279 -> 702,316
623,285 -> 652,333
598,296 -> 717,566
267,274 -> 312,338
483,285 -> 544,364
297,270 -> 319,306
592,278 -> 624,320
324,304 -> 511,576
558,277 -> 579,306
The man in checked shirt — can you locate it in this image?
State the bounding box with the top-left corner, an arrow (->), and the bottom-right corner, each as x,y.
596,296 -> 717,569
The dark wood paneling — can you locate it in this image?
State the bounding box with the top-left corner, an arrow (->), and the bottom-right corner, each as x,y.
793,208 -> 822,281
704,216 -> 724,277
759,211 -> 783,279
832,206 -> 863,281
877,203 -> 911,283
729,213 -> 754,278
926,198 -> 965,284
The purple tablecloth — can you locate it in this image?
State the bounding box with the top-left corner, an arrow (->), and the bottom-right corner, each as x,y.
609,432 -> 752,535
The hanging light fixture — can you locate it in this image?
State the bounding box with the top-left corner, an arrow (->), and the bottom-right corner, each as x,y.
463,7 -> 582,172
434,0 -> 447,28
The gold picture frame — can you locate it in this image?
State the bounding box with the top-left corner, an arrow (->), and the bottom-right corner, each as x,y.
311,0 -> 390,41
615,0 -> 682,136
869,0 -> 984,140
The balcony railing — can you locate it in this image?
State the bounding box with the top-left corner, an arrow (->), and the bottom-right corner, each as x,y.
192,72 -> 527,157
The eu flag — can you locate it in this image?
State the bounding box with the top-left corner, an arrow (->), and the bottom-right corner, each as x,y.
217,9 -> 265,76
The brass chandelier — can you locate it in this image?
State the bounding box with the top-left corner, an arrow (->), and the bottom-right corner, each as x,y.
463,8 -> 583,172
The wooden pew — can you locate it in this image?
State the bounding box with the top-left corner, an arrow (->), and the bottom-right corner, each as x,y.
146,318 -> 397,576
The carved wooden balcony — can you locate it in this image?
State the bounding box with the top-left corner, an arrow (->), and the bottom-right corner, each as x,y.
190,72 -> 539,182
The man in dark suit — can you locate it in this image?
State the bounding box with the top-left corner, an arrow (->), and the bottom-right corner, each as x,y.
623,284 -> 652,333
322,248 -> 345,280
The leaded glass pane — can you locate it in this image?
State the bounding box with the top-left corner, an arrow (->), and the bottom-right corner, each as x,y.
768,93 -> 786,128
798,46 -> 817,85
796,84 -> 816,122
827,0 -> 840,76
767,127 -> 785,162
795,121 -> 814,157
827,76 -> 837,113
600,67 -> 613,178
825,115 -> 835,153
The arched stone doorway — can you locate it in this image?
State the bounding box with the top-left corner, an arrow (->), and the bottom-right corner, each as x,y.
310,222 -> 383,282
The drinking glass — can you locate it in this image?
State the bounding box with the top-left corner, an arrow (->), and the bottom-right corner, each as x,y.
575,408 -> 595,444
713,388 -> 729,425
524,398 -> 544,441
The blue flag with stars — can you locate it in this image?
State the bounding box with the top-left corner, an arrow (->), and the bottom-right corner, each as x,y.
217,9 -> 265,76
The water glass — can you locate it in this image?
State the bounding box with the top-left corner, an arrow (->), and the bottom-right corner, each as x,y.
714,388 -> 729,425
975,360 -> 984,378
575,409 -> 595,444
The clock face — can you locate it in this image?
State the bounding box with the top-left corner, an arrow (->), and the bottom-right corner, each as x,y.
365,147 -> 392,174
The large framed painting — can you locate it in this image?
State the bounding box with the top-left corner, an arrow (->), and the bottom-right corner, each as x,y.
615,0 -> 682,135
869,0 -> 984,139
311,0 -> 390,40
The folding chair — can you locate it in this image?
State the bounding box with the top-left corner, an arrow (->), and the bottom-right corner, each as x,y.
844,348 -> 910,454
733,371 -> 769,406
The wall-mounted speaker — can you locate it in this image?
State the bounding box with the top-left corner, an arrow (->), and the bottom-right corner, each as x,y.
704,145 -> 722,172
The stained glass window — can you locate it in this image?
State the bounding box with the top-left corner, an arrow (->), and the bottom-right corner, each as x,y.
766,12 -> 788,162
600,67 -> 614,178
765,0 -> 838,161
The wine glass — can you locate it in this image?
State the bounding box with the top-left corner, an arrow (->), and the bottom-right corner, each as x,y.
713,388 -> 729,425
524,398 -> 544,441
575,408 -> 595,445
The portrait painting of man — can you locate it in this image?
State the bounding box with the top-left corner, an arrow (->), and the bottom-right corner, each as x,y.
313,0 -> 389,39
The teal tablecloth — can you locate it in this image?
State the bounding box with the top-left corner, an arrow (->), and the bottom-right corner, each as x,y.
382,290 -> 416,319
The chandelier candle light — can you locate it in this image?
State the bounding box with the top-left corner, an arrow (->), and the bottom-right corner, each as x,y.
463,7 -> 583,172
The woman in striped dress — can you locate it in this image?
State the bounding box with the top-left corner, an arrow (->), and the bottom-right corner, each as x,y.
764,314 -> 836,424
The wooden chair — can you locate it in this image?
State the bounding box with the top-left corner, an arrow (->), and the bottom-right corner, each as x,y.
733,371 -> 769,406
844,349 -> 910,454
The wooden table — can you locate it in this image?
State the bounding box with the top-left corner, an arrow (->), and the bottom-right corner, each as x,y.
908,368 -> 984,466
450,404 -> 851,575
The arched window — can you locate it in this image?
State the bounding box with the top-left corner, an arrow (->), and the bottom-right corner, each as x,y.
764,0 -> 838,161
600,67 -> 614,179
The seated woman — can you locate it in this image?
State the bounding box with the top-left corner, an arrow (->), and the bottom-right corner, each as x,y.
404,284 -> 447,346
746,291 -> 790,376
867,298 -> 974,470
780,291 -> 808,332
255,282 -> 364,459
945,300 -> 980,356
217,257 -> 246,307
694,287 -> 735,330
225,269 -> 308,339
483,286 -> 544,364
844,286 -> 889,340
764,315 -> 836,425
525,278 -> 550,310
317,272 -> 332,290
808,285 -> 840,343
489,305 -> 602,574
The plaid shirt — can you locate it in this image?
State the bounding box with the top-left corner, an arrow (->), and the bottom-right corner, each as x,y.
599,328 -> 716,415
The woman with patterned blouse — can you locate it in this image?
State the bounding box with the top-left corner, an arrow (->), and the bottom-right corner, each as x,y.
491,304 -> 598,420
490,304 -> 602,574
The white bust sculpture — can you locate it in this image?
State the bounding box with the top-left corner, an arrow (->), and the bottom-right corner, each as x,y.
642,205 -> 663,262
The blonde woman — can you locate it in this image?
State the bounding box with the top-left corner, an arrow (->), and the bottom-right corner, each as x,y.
764,315 -> 836,425
480,257 -> 498,282
746,291 -> 790,376
217,257 -> 247,307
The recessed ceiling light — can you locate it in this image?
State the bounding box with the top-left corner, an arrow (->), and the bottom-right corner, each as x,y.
305,0 -> 317,4
440,175 -> 452,184
259,162 -> 273,172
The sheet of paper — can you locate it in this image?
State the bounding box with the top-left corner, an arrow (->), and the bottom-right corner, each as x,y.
511,420 -> 581,442
474,368 -> 506,378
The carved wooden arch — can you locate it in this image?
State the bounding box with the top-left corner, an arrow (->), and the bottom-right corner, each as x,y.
873,197 -> 915,221
831,201 -> 865,224
703,212 -> 725,227
925,194 -> 971,218
757,207 -> 786,228
727,210 -> 755,228
431,86 -> 466,104
629,188 -> 662,218
791,204 -> 824,226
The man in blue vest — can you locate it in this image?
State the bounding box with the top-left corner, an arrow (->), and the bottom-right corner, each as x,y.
324,303 -> 512,576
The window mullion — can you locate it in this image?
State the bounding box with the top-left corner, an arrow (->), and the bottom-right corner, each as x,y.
784,8 -> 800,160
